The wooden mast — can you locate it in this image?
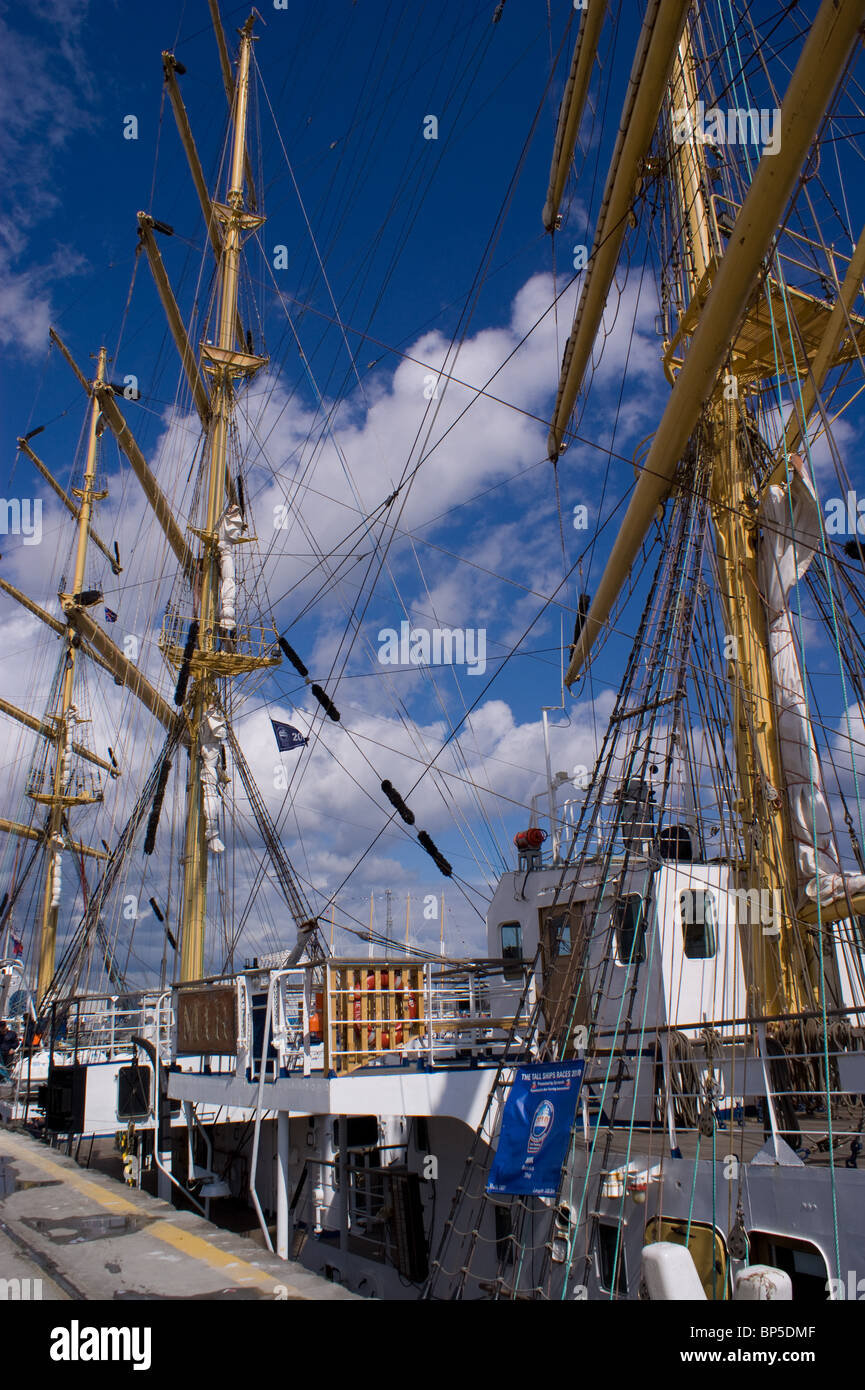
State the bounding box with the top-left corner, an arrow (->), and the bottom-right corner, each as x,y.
667,29 -> 805,1014
2,11 -> 281,1001
563,0 -> 865,688
178,15 -> 265,981
50,328 -> 195,579
556,0 -> 865,1012
34,347 -> 108,1002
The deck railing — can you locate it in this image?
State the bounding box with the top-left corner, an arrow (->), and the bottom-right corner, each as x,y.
323,958 -> 535,1075
648,1022 -> 865,1156
173,958 -> 536,1078
47,990 -> 174,1064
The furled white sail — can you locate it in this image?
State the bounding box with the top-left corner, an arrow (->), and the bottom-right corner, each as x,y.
48,708 -> 81,908
200,704 -> 229,853
758,456 -> 865,908
49,833 -> 64,909
60,706 -> 77,792
217,504 -> 246,634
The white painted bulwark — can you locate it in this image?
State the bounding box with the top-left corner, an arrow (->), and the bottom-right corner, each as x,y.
167,1064 -> 496,1129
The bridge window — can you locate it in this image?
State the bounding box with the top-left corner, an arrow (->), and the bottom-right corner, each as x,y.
614,895 -> 646,964
680,889 -> 717,959
544,911 -> 571,957
657,824 -> 693,861
500,922 -> 523,980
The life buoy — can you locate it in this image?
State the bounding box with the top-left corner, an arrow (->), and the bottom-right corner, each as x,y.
394,972 -> 404,1046
381,970 -> 392,1047
353,974 -> 362,1039
310,990 -> 323,1043
365,970 -> 376,1049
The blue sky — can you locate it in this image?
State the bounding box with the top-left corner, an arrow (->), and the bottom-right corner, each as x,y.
2,0 -> 864,977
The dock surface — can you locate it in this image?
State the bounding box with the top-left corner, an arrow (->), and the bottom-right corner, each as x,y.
0,1127 -> 357,1301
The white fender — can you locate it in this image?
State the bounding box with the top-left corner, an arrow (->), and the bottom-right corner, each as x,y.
641,1242 -> 707,1300
733,1265 -> 792,1300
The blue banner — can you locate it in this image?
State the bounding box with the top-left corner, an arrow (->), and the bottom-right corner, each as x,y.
271,719 -> 308,752
487,1061 -> 585,1197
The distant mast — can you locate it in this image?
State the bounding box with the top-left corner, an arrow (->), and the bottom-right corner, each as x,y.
33,348 -> 108,1001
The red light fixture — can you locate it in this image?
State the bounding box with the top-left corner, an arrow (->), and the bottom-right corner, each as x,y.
514,828 -> 547,852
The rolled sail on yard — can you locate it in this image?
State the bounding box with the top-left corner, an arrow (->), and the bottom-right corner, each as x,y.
547,0 -> 691,461
542,2 -> 608,234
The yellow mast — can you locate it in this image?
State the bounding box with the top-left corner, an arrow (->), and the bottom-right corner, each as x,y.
556,0 -> 865,1012
4,14 -> 279,998
34,347 -> 108,1001
666,33 -> 801,1013
179,16 -> 265,981
563,0 -> 865,686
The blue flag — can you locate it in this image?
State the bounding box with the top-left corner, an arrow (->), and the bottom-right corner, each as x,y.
271,719 -> 307,752
104,607 -> 118,623
486,1061 -> 585,1197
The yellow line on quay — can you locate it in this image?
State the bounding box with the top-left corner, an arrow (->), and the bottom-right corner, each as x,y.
0,1129 -> 305,1297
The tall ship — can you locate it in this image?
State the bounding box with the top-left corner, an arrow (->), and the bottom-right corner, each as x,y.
3,0 -> 865,1301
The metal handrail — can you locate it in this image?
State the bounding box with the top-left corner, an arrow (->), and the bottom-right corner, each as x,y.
248,968 -> 292,1251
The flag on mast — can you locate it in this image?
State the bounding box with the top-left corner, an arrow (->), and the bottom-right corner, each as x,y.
271,719 -> 308,752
